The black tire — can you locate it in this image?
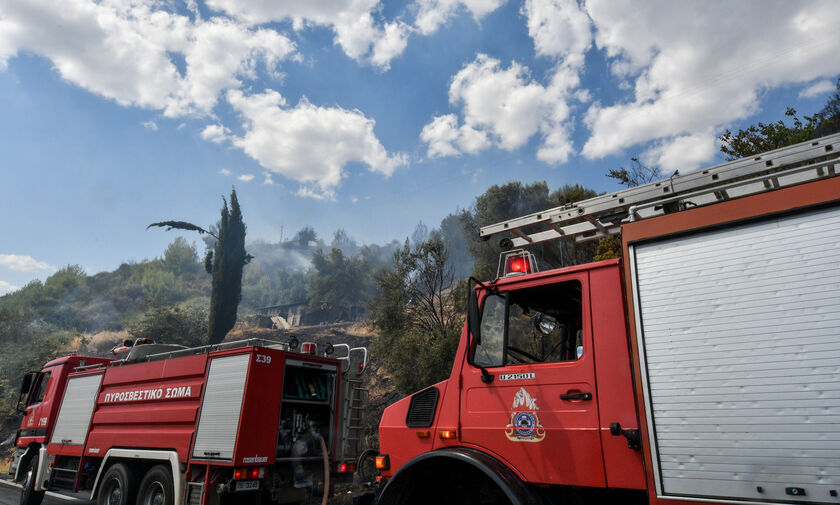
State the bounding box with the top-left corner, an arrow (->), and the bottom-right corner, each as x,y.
19,451 -> 45,505
137,465 -> 174,505
97,463 -> 138,505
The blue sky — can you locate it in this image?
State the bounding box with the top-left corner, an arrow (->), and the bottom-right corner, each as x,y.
1,0 -> 839,293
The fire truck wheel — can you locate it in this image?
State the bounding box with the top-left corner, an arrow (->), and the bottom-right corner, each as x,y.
19,452 -> 44,505
97,463 -> 138,505
137,466 -> 174,505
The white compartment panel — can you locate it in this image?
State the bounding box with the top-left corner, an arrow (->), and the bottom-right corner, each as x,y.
633,205 -> 840,504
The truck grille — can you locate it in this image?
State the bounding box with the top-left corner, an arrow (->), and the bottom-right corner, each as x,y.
405,386 -> 439,427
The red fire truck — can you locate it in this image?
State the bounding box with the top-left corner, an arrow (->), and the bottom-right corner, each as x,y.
375,133 -> 840,505
9,336 -> 369,505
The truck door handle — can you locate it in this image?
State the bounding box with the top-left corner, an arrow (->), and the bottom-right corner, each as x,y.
560,392 -> 592,401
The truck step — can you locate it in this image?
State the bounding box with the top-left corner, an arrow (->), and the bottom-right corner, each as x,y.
49,468 -> 77,490
187,482 -> 204,505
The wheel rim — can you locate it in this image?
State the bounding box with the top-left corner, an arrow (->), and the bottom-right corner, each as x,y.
143,481 -> 166,505
105,478 -> 122,505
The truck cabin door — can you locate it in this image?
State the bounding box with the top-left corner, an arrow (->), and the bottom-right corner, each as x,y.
460,273 -> 607,487
19,368 -> 55,440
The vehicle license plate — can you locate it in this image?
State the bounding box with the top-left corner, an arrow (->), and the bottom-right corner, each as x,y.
235,480 -> 260,491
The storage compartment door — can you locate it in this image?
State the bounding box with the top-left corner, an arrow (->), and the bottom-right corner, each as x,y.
50,374 -> 103,445
193,354 -> 250,461
631,205 -> 840,504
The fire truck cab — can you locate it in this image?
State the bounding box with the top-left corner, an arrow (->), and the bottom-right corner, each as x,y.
376,133 -> 840,505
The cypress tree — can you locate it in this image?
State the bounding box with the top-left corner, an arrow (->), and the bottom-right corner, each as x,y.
208,190 -> 248,343
147,187 -> 250,345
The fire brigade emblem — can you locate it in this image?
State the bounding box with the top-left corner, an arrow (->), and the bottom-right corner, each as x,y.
505,387 -> 545,442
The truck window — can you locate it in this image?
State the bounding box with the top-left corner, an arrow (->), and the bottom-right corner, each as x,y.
473,280 -> 583,367
29,371 -> 51,405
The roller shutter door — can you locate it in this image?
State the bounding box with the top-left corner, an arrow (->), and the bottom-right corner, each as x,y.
631,205 -> 840,504
50,374 -> 103,445
192,354 -> 250,461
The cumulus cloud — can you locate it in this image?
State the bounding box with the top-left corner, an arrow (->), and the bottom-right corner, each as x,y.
219,168 -> 232,176
226,89 -> 407,199
522,0 -> 591,64
0,280 -> 19,294
142,120 -> 158,131
421,0 -> 591,163
581,1 -> 840,168
202,124 -> 231,144
0,254 -> 55,272
800,79 -> 836,99
205,0 -> 410,69
237,174 -> 255,182
421,53 -> 583,163
414,0 -> 507,35
0,0 -> 296,117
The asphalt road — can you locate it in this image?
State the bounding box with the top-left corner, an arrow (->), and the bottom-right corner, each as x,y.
0,479 -> 91,505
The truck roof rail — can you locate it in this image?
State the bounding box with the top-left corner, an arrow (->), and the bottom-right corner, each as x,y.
74,337 -> 297,371
480,133 -> 840,247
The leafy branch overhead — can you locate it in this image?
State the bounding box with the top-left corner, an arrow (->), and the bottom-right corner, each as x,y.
146,221 -> 218,239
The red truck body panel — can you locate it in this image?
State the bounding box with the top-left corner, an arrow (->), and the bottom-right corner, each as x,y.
81,353 -> 209,461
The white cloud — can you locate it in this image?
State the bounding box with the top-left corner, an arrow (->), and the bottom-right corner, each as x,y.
800,79 -> 836,99
202,124 -> 231,144
640,132 -> 716,173
226,89 -> 407,199
0,280 -> 19,295
205,0 -> 410,69
420,54 -> 581,163
0,254 -> 55,272
414,0 -> 507,35
421,0 -> 592,163
142,120 -> 158,131
263,173 -> 275,185
0,0 -> 296,117
522,0 -> 591,64
219,168 -> 232,175
237,174 -> 255,182
581,1 -> 840,166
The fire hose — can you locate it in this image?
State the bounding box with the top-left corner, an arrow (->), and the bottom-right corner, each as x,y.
318,435 -> 329,505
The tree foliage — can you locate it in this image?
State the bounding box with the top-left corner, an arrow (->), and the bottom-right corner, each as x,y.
208,190 -> 249,344
128,303 -> 209,348
460,182 -> 600,280
307,247 -> 374,320
606,157 -> 662,187
719,107 -> 823,160
369,235 -> 463,394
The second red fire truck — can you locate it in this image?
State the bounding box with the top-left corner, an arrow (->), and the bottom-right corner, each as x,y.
9,336 -> 369,505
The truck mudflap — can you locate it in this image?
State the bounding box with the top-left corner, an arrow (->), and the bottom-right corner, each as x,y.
377,447 -> 542,505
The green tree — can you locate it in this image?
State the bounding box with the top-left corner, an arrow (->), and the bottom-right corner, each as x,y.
369,235 -> 463,394
460,182 -> 600,279
307,247 -> 373,320
127,303 -> 209,348
163,237 -> 201,276
816,79 -> 840,136
719,107 -> 822,160
148,188 -> 250,344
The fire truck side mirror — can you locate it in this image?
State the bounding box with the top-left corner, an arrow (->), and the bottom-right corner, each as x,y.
19,373 -> 33,395
15,372 -> 36,412
468,280 -> 481,344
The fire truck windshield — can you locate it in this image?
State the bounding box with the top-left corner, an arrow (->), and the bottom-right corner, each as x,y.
473,280 -> 582,367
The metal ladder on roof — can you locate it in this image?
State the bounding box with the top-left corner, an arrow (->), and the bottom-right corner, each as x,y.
480,133 -> 840,247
